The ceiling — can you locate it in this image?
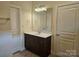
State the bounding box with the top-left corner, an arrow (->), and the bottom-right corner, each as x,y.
0,1 -> 77,8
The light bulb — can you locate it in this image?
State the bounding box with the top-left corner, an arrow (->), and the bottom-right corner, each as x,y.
35,7 -> 47,12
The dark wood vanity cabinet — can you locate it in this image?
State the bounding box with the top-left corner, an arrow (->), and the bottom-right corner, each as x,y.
24,33 -> 51,57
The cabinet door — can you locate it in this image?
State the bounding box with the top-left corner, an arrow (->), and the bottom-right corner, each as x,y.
56,4 -> 79,56
25,34 -> 30,49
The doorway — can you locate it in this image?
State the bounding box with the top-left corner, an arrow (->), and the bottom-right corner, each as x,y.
9,6 -> 24,56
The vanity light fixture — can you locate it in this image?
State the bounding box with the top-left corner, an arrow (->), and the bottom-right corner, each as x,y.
35,7 -> 47,12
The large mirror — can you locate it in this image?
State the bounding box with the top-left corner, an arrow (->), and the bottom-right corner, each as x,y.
32,6 -> 52,33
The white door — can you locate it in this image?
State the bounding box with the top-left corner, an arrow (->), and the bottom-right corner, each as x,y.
56,4 -> 79,56
10,7 -> 24,54
10,7 -> 20,35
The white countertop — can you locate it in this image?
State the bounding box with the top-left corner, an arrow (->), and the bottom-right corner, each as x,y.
24,32 -> 52,38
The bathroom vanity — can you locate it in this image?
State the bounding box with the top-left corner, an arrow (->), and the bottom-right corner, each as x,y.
24,32 -> 51,57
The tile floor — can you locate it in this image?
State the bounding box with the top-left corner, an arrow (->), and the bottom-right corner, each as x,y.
12,50 -> 57,57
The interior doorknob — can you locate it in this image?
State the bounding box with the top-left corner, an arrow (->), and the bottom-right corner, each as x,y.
56,34 -> 60,36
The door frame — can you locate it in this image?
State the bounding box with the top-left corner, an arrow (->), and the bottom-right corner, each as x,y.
9,4 -> 24,51
53,2 -> 79,56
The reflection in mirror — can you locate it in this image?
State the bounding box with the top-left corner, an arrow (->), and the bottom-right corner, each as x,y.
32,7 -> 52,34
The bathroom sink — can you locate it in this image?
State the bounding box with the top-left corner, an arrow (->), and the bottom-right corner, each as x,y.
29,32 -> 39,35
37,32 -> 52,38
25,32 -> 52,38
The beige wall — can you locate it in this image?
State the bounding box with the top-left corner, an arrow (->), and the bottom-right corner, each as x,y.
0,2 -> 10,32
10,1 -> 33,33
0,2 -> 30,33
22,3 -> 32,32
32,10 -> 47,32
